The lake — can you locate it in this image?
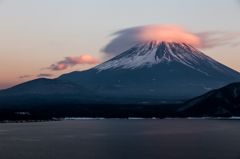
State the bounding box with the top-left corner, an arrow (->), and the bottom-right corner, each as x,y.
0,119 -> 240,159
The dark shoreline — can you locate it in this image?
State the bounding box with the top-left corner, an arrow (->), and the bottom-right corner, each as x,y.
1,117 -> 240,124
1,103 -> 238,122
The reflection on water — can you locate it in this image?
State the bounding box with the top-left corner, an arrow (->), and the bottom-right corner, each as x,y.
0,119 -> 240,159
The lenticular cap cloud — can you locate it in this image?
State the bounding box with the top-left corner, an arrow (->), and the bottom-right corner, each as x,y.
102,24 -> 240,58
102,24 -> 201,57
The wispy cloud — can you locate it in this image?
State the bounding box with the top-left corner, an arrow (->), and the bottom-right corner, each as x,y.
102,24 -> 240,58
37,73 -> 53,77
195,31 -> 240,49
19,75 -> 31,79
43,55 -> 100,71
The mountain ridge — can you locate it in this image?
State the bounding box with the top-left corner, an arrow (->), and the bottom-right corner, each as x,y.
58,41 -> 240,99
0,78 -> 94,96
178,82 -> 240,116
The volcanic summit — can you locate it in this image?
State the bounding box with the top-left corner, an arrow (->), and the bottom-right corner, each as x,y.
58,41 -> 240,100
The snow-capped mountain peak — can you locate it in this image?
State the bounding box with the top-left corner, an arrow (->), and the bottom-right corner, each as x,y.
58,41 -> 240,100
94,41 -> 223,75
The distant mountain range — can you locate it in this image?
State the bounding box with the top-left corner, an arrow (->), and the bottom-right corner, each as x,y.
0,78 -> 93,96
0,78 -> 96,109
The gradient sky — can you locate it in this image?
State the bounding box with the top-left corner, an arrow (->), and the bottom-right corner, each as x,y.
0,0 -> 240,89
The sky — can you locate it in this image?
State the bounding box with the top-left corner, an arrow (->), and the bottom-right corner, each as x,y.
0,0 -> 240,89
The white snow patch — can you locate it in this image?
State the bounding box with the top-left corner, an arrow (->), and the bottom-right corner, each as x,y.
204,87 -> 212,91
65,117 -> 105,120
128,117 -> 146,119
234,88 -> 239,98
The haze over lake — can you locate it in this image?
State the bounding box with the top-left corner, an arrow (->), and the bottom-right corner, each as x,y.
0,120 -> 240,159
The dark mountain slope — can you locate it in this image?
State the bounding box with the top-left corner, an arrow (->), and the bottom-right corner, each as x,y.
58,41 -> 240,99
0,78 -> 97,109
0,78 -> 94,96
178,82 -> 240,116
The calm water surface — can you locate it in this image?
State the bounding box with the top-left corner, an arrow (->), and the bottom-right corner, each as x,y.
0,119 -> 240,159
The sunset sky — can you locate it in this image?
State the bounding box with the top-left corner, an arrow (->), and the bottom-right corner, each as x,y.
1,0 -> 240,89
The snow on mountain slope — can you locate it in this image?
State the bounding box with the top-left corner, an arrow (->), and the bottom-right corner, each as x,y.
58,41 -> 240,99
95,41 -> 234,76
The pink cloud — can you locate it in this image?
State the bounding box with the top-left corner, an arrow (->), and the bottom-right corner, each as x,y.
44,55 -> 100,71
102,24 -> 240,58
133,25 -> 202,47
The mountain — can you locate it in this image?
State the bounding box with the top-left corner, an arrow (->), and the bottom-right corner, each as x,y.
0,78 -> 97,109
178,82 -> 240,116
58,41 -> 240,100
0,78 -> 94,96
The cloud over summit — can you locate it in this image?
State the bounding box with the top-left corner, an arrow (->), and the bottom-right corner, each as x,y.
102,24 -> 240,58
